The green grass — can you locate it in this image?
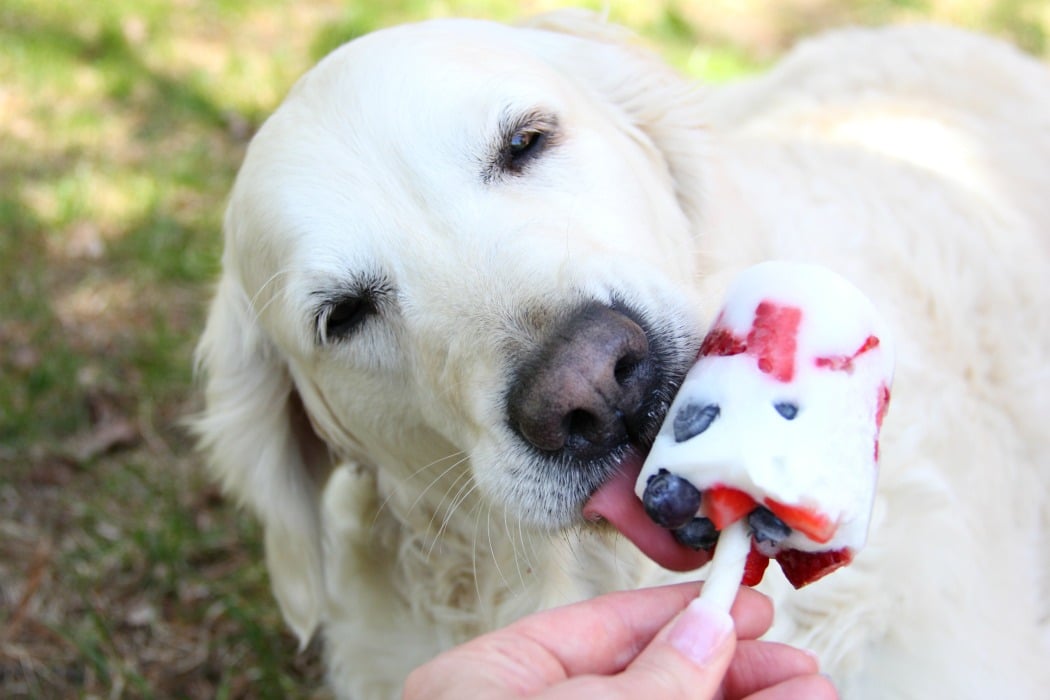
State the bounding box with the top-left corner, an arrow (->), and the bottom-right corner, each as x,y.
0,0 -> 1045,697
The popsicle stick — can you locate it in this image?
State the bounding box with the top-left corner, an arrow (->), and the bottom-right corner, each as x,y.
698,519 -> 750,612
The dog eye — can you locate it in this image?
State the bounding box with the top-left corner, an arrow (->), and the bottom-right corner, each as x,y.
506,127 -> 546,168
313,273 -> 393,344
322,296 -> 376,341
492,112 -> 558,178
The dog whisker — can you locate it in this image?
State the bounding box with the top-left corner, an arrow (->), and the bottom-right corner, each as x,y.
419,464 -> 472,547
505,506 -> 538,593
500,503 -> 523,590
512,510 -> 529,589
420,464 -> 469,536
371,450 -> 468,531
519,518 -> 540,578
485,501 -> 513,593
556,525 -> 586,583
517,512 -> 542,587
426,473 -> 479,560
470,497 -> 487,605
246,267 -> 298,327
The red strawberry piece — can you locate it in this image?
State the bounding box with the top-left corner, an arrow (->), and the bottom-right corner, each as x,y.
742,541 -> 770,586
746,302 -> 802,382
775,548 -> 854,589
706,486 -> 757,531
875,382 -> 891,429
699,327 -> 747,357
814,334 -> 880,372
762,498 -> 836,544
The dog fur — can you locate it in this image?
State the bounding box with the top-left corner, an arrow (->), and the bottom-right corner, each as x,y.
194,11 -> 1050,699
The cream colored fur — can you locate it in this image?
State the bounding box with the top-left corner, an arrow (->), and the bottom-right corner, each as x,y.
194,11 -> 1050,699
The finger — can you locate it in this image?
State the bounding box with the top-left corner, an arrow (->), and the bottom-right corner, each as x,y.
539,596 -> 737,700
507,582 -> 771,679
406,583 -> 773,699
403,582 -> 713,697
723,640 -> 821,699
737,672 -> 839,700
727,587 -> 774,640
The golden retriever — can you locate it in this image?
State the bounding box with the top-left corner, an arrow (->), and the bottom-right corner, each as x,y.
194,11 -> 1050,699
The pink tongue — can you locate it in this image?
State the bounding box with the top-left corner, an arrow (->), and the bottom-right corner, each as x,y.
584,455 -> 713,573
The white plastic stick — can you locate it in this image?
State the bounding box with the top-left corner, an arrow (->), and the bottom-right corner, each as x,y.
698,519 -> 750,611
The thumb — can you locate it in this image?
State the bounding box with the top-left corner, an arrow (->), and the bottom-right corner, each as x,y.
545,597 -> 737,700
624,597 -> 736,697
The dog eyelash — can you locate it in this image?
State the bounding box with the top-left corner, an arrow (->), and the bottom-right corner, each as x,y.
318,296 -> 376,342
313,276 -> 392,344
487,110 -> 559,180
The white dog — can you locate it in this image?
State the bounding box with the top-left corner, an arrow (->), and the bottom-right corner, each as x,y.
195,11 -> 1050,699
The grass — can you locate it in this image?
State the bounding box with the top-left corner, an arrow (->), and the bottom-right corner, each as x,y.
1,0 -> 1045,697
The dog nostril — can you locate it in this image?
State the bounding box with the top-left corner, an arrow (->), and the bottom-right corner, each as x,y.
614,354 -> 638,386
565,409 -> 596,440
564,410 -> 597,452
564,407 -> 626,454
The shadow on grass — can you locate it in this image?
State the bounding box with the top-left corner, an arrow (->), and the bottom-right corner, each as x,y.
0,6 -> 248,452
1,4 -> 328,698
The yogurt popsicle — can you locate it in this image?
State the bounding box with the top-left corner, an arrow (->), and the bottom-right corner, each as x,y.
636,261 -> 894,609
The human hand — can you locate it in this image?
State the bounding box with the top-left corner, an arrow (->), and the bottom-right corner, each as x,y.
403,581 -> 837,699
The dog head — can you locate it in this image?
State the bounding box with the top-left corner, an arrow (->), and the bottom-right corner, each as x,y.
195,11 -> 711,642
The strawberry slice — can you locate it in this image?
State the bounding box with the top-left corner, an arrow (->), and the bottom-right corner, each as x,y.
706,487 -> 757,530
747,301 -> 802,382
763,498 -> 836,544
741,542 -> 770,586
775,548 -> 854,589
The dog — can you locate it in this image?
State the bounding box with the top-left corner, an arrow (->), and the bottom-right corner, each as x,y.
194,11 -> 1050,699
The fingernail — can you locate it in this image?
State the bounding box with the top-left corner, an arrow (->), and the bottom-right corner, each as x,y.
666,598 -> 733,665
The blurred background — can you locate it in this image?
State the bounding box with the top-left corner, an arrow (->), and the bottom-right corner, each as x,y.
1,1 -> 1046,697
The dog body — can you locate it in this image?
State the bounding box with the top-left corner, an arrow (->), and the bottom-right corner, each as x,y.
196,13 -> 1050,699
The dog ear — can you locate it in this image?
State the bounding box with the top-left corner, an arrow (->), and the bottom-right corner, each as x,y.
193,274 -> 330,647
521,10 -> 707,226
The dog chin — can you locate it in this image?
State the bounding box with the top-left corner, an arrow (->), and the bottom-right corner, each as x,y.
492,430 -> 714,575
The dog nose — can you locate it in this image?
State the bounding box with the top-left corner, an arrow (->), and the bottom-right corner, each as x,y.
508,303 -> 658,461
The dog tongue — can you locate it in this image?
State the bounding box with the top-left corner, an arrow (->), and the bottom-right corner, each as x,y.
584,456 -> 713,572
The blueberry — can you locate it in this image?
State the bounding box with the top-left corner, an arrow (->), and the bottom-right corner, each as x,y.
642,469 -> 701,529
674,402 -> 720,442
673,517 -> 719,551
774,401 -> 799,420
748,506 -> 792,544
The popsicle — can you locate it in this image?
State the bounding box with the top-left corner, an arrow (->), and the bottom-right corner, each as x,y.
636,261 -> 894,610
